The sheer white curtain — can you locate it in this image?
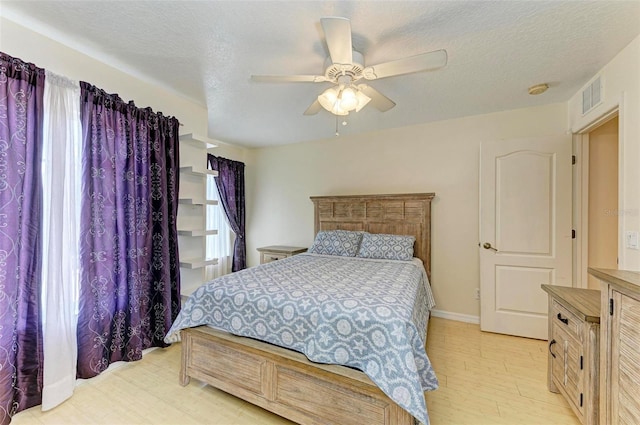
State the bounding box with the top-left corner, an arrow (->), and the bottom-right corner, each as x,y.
205,173 -> 235,280
41,71 -> 82,410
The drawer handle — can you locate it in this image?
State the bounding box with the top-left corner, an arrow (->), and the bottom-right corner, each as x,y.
548,339 -> 557,358
556,313 -> 569,325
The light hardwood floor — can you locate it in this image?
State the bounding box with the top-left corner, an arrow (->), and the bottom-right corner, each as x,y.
13,317 -> 581,425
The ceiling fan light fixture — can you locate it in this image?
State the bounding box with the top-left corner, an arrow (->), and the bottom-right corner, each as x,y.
339,87 -> 359,110
318,87 -> 338,107
331,105 -> 350,116
318,85 -> 371,116
317,88 -> 349,115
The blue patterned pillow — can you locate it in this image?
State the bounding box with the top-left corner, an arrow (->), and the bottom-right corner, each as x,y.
357,233 -> 415,261
308,230 -> 363,257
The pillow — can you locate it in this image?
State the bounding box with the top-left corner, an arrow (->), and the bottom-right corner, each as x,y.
308,230 -> 363,257
357,232 -> 415,261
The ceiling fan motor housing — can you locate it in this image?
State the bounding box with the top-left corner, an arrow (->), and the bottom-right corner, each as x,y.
324,50 -> 365,82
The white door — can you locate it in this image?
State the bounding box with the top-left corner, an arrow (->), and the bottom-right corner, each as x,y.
480,136 -> 572,339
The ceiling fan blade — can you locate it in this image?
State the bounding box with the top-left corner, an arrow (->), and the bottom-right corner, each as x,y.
321,17 -> 353,65
357,85 -> 396,112
362,49 -> 447,80
251,75 -> 328,83
303,100 -> 322,116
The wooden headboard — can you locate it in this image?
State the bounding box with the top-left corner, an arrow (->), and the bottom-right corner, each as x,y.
310,193 -> 435,280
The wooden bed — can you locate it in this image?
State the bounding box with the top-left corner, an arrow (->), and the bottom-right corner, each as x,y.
179,193 -> 435,425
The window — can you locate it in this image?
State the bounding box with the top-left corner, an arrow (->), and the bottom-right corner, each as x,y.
205,173 -> 235,279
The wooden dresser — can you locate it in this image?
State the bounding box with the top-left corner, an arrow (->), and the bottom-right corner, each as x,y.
588,268 -> 640,425
541,284 -> 600,425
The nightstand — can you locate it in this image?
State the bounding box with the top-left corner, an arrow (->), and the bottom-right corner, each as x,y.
541,284 -> 600,425
257,245 -> 308,264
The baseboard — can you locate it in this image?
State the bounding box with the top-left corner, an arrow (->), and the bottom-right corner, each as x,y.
430,309 -> 480,324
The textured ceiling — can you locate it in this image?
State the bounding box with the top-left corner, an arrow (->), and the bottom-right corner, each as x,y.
2,1 -> 640,148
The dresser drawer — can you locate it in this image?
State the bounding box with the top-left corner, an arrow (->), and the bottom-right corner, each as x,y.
551,299 -> 582,341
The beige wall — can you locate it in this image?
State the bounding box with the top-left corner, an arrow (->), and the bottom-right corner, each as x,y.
247,103 -> 569,318
588,117 -> 619,289
569,35 -> 640,271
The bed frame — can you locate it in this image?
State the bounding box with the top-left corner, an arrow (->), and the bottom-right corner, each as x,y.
179,193 -> 435,425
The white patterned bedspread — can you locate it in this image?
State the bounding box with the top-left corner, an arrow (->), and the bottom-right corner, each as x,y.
165,253 -> 438,424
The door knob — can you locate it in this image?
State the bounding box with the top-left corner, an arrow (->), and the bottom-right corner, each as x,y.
482,242 -> 498,252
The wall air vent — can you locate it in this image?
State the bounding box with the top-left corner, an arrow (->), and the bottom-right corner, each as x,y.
582,76 -> 602,115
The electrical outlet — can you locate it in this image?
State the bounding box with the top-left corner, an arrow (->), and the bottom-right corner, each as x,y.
475,288 -> 481,300
626,231 -> 639,249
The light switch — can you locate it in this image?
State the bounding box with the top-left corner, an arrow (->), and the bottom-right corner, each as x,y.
626,231 -> 639,249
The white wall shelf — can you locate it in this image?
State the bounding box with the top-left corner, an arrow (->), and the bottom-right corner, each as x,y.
180,166 -> 219,177
179,258 -> 219,269
179,198 -> 219,206
177,229 -> 218,237
179,133 -> 218,149
178,133 -> 219,297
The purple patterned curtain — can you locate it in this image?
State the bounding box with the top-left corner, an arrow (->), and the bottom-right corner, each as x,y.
207,154 -> 246,271
0,53 -> 44,424
76,83 -> 181,379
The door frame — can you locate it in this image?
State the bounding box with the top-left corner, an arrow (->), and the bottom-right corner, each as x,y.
573,102 -> 623,288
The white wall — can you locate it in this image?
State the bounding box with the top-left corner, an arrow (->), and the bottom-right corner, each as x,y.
247,103 -> 569,318
568,35 -> 640,271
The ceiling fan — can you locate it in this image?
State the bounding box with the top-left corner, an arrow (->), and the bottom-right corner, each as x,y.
251,17 -> 447,116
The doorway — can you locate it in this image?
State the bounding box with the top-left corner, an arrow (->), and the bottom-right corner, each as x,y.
575,115 -> 620,288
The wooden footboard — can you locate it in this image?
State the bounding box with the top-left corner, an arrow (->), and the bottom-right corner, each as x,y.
180,326 -> 415,425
